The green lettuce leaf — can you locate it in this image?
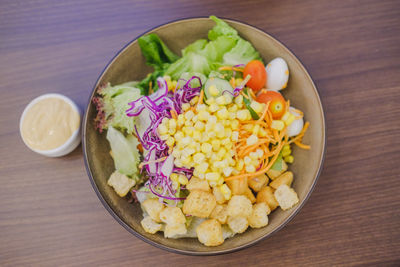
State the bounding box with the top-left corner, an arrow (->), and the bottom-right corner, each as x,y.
94,82 -> 141,134
208,15 -> 238,40
223,39 -> 262,66
182,39 -> 207,56
165,52 -> 210,80
106,126 -> 140,178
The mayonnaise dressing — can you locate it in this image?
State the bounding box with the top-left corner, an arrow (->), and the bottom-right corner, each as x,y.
21,98 -> 80,151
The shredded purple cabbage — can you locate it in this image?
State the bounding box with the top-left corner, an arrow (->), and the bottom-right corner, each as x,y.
126,76 -> 201,202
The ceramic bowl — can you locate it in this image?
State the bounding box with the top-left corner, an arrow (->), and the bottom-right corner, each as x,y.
83,17 -> 325,255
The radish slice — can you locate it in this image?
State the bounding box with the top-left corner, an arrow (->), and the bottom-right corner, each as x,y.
161,155 -> 174,178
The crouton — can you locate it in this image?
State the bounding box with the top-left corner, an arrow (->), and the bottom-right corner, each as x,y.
210,204 -> 228,224
196,219 -> 224,246
159,206 -> 186,225
213,186 -> 227,205
227,195 -> 252,218
164,223 -> 187,238
248,203 -> 269,228
248,174 -> 269,192
227,216 -> 248,233
244,187 -> 256,204
270,171 -> 293,189
266,161 -> 288,180
107,171 -> 136,197
141,216 -> 162,234
141,198 -> 164,223
226,177 -> 248,195
256,186 -> 279,211
183,190 -> 216,218
274,184 -> 299,210
187,176 -> 210,192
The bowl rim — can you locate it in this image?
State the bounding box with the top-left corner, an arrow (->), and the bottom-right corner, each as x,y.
82,16 -> 326,256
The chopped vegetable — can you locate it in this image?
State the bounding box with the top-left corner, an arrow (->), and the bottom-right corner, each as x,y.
256,90 -> 286,119
243,60 -> 267,92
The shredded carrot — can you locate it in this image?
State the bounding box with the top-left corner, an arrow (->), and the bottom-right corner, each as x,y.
294,141 -> 310,150
258,102 -> 270,121
229,77 -> 235,88
148,81 -> 153,94
170,110 -> 178,119
198,90 -> 204,104
248,89 -> 257,99
288,121 -> 310,144
225,140 -> 285,181
218,66 -> 244,72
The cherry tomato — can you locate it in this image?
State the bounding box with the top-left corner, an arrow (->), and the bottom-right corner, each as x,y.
243,60 -> 267,92
256,90 -> 286,119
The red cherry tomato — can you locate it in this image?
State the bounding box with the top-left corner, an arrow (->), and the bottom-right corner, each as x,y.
243,60 -> 267,92
256,90 -> 286,119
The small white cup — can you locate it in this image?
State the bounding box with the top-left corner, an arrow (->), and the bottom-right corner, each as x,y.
19,93 -> 82,157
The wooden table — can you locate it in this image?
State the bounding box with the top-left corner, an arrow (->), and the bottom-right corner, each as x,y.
1,0 -> 399,266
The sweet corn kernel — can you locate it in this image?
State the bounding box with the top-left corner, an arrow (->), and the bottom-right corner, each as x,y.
219,184 -> 232,200
231,131 -> 239,141
185,110 -> 194,120
162,118 -> 169,125
174,131 -> 184,140
224,128 -> 232,138
182,103 -> 190,111
181,136 -> 192,146
237,110 -> 250,121
224,95 -> 233,104
201,143 -> 212,154
244,156 -> 252,166
209,115 -> 217,124
282,147 -> 292,157
250,101 -> 263,114
168,118 -> 177,129
198,110 -> 210,121
196,162 -> 209,173
196,104 -> 207,112
256,148 -> 264,158
193,130 -> 202,141
181,156 -> 191,165
215,95 -> 226,105
284,155 -> 294,163
215,123 -> 225,138
271,120 -> 285,131
194,121 -> 205,131
259,128 -> 267,137
158,124 -> 168,135
246,165 -> 256,173
217,107 -> 229,120
211,139 -> 221,151
231,119 -> 239,130
170,173 -> 179,182
249,151 -> 258,160
228,105 -> 238,113
282,111 -> 296,126
190,96 -> 199,105
172,180 -> 180,190
178,174 -> 188,185
166,137 -> 175,147
234,95 -> 244,106
177,114 -> 185,126
217,148 -> 227,159
206,172 -> 220,181
209,85 -> 220,97
209,103 -> 219,113
193,152 -> 206,164
252,124 -> 260,135
192,115 -> 198,123
174,159 -> 182,167
246,134 -> 258,146
236,159 -> 244,171
160,134 -> 169,141
205,97 -> 215,105
223,167 -> 233,177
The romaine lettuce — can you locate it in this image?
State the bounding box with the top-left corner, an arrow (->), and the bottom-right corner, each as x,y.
223,39 -> 262,66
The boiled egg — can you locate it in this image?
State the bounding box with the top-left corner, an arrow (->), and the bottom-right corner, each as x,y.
287,107 -> 304,137
265,57 -> 289,91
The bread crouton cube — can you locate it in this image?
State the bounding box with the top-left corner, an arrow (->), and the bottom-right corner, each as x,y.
213,186 -> 227,204
107,171 -> 136,197
141,216 -> 162,234
196,219 -> 224,246
248,203 -> 269,228
274,184 -> 299,210
142,198 -> 164,223
256,186 -> 279,211
187,177 -> 210,192
164,223 -> 187,238
227,216 -> 248,233
159,206 -> 186,225
244,187 -> 256,204
183,190 -> 216,218
210,204 -> 228,224
227,195 -> 252,218
270,171 -> 293,189
266,161 -> 288,180
226,177 -> 248,195
248,174 -> 269,192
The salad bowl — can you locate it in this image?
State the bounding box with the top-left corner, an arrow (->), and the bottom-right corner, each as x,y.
83,17 -> 325,255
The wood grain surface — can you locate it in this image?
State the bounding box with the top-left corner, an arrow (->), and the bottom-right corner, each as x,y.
1,0 -> 399,266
